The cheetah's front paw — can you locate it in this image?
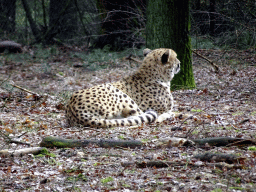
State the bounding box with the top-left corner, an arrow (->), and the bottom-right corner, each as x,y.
156,112 -> 174,123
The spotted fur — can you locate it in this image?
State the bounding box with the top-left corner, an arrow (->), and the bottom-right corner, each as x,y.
66,48 -> 180,128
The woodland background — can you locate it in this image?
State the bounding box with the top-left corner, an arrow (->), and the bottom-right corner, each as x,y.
0,0 -> 256,191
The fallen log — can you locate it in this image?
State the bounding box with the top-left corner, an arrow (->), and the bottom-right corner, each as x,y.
0,41 -> 22,53
192,137 -> 256,147
193,152 -> 245,164
40,136 -> 142,149
121,160 -> 244,169
40,136 -> 256,149
0,147 -> 47,157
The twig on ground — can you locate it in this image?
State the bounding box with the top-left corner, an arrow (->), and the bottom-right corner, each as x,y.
10,83 -> 48,108
192,49 -> 219,73
0,130 -> 31,146
126,54 -> 142,63
10,83 -> 40,97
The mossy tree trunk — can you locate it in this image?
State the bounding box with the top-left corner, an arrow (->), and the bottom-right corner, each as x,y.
146,0 -> 195,90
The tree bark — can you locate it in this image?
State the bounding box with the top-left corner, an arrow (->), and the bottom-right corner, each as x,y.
21,0 -> 41,42
146,0 -> 195,90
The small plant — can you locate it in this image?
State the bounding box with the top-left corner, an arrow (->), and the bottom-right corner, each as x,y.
101,177 -> 114,184
235,177 -> 241,184
211,188 -> 222,192
248,146 -> 256,151
191,109 -> 203,112
118,135 -> 125,140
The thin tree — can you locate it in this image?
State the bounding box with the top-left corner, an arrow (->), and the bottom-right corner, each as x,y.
146,0 -> 195,90
21,0 -> 41,42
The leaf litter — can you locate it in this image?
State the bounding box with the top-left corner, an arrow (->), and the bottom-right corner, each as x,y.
0,49 -> 255,191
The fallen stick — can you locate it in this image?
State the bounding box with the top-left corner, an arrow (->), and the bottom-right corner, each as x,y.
192,137 -> 256,147
121,161 -> 187,168
0,147 -> 47,157
40,136 -> 256,149
121,160 -> 244,169
0,130 -> 30,146
192,49 -> 219,73
10,83 -> 47,106
10,83 -> 40,97
40,136 -> 142,149
126,54 -> 142,63
193,152 -> 245,164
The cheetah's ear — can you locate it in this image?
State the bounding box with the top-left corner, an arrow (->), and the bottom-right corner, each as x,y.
143,48 -> 152,57
161,50 -> 169,65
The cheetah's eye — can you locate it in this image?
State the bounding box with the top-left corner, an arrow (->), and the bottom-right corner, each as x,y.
161,50 -> 169,65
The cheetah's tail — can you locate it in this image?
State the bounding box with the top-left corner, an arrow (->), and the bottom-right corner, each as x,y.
96,110 -> 158,128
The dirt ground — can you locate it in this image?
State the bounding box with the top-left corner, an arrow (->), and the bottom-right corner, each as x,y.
0,48 -> 255,191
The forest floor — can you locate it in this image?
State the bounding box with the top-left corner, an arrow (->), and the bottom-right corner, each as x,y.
0,48 -> 255,191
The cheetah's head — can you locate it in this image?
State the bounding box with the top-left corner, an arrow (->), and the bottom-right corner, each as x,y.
142,48 -> 180,81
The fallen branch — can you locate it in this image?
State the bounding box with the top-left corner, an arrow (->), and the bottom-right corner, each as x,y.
192,137 -> 256,147
192,49 -> 219,73
126,54 -> 142,63
10,83 -> 41,98
0,147 -> 47,157
0,130 -> 31,146
0,41 -> 22,53
10,83 -> 47,107
193,152 -> 245,164
40,136 -> 256,149
40,136 -> 142,149
121,161 -> 186,168
121,160 -> 244,169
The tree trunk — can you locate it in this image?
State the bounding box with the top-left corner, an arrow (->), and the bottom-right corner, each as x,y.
0,0 -> 16,34
49,0 -> 78,42
95,0 -> 146,50
21,0 -> 41,42
146,0 -> 195,90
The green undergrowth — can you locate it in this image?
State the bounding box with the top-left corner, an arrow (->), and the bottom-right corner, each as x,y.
0,45 -> 144,70
192,36 -> 218,50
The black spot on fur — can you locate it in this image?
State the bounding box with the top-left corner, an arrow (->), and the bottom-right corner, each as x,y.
129,110 -> 136,115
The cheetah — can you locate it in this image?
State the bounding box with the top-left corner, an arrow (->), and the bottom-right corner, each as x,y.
66,48 -> 180,128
